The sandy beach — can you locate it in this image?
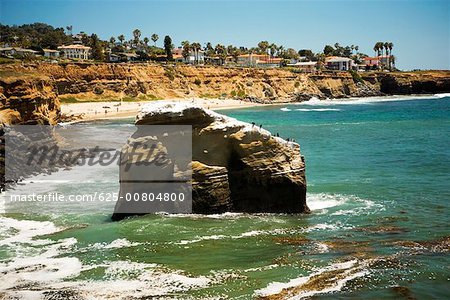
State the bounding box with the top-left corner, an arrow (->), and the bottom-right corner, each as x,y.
60,98 -> 267,122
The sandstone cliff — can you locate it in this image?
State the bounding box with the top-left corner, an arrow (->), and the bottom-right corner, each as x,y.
1,63 -> 449,110
378,72 -> 450,94
112,102 -> 308,220
0,63 -> 384,104
0,72 -> 60,125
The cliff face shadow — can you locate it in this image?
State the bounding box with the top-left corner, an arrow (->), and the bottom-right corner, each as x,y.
227,148 -> 308,213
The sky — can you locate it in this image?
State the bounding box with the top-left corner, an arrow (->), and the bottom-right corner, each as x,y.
1,0 -> 449,70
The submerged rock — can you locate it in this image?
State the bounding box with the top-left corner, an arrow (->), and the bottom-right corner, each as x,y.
112,102 -> 308,220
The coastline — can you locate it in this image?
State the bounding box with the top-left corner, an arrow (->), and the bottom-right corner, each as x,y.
60,98 -> 274,122
60,93 -> 450,123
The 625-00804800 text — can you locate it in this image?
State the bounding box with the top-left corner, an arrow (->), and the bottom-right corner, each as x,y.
7,192 -> 187,203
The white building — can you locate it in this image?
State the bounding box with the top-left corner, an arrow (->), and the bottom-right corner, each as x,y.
0,47 -> 38,57
325,56 -> 354,71
58,44 -> 91,60
172,47 -> 205,64
43,49 -> 60,58
287,61 -> 318,72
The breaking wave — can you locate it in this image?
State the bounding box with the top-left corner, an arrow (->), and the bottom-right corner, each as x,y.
254,259 -> 370,299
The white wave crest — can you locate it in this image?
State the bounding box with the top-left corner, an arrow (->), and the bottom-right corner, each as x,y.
434,92 -> 450,98
295,108 -> 341,112
90,238 -> 141,250
301,94 -> 446,106
307,193 -> 348,211
254,259 -> 370,299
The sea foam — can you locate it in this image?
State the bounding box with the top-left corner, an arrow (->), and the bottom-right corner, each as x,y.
254,259 -> 370,299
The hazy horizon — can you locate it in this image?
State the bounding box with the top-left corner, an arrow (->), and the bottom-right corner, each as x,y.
1,0 -> 449,70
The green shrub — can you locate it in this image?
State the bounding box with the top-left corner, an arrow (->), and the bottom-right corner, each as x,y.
349,70 -> 363,83
294,81 -> 300,88
237,89 -> 246,98
194,78 -> 201,85
164,68 -> 175,81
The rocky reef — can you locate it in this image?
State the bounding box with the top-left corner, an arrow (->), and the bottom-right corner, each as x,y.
112,102 -> 308,220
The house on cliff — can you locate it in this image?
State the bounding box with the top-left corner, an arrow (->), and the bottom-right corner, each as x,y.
172,47 -> 205,64
0,47 -> 38,57
43,49 -> 60,58
325,56 -> 354,71
58,44 -> 91,60
287,61 -> 318,72
364,55 -> 392,68
237,54 -> 281,67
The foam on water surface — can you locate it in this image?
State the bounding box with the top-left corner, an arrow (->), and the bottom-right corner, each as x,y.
254,259 -> 370,299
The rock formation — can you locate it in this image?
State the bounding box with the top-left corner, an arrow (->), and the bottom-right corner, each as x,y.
0,72 -> 61,191
112,102 -> 308,220
0,74 -> 60,126
379,72 -> 450,95
2,63 -> 450,105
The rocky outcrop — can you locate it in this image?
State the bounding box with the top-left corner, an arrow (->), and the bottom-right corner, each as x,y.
0,74 -> 60,125
378,72 -> 450,95
0,73 -> 61,191
112,102 -> 308,220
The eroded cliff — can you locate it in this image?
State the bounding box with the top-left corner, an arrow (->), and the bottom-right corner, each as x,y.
0,63 -> 385,104
0,71 -> 60,125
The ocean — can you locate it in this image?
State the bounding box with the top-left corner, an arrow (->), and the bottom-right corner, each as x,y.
1,94 -> 449,299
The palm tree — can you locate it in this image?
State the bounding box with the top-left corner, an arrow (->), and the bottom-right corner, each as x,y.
388,42 -> 394,69
118,34 -> 125,45
277,45 -> 284,57
229,46 -> 241,63
269,43 -> 277,61
181,41 -> 190,62
355,45 -> 359,53
132,29 -> 141,47
109,37 -> 116,47
214,44 -> 227,65
258,41 -> 269,55
193,42 -> 202,64
373,43 -> 379,58
151,34 -> 159,46
384,42 -> 389,69
66,25 -> 73,36
143,37 -> 149,46
390,55 -> 396,69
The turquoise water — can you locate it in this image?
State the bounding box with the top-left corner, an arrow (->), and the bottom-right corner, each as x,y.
1,95 -> 449,299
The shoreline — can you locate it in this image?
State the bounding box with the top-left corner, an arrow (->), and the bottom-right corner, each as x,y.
60,98 -> 280,122
60,93 -> 450,123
